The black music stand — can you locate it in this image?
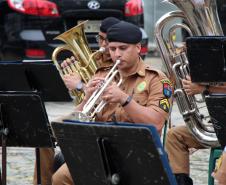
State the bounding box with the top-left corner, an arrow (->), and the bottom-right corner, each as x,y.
0,91 -> 55,185
51,121 -> 178,185
0,92 -> 54,185
0,61 -> 72,101
186,36 -> 226,83
206,95 -> 226,148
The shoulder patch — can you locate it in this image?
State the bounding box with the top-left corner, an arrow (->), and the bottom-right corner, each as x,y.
159,98 -> 170,113
161,79 -> 172,86
161,79 -> 172,98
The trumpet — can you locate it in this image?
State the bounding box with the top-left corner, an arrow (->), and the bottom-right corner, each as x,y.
71,60 -> 122,122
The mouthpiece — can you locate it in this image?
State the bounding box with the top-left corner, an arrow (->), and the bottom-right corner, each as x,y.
116,59 -> 121,64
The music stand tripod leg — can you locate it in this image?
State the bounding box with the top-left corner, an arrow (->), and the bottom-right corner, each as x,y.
35,148 -> 42,185
0,168 -> 2,185
1,128 -> 8,185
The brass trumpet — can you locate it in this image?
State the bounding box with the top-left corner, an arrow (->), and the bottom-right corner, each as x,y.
71,60 -> 122,122
52,20 -> 105,104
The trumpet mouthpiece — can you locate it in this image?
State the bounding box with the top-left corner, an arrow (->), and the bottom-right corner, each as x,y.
116,59 -> 121,64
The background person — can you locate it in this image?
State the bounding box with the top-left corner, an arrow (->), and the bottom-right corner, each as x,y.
166,75 -> 226,185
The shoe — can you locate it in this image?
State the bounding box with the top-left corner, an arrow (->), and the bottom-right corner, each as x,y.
53,151 -> 65,172
174,173 -> 193,185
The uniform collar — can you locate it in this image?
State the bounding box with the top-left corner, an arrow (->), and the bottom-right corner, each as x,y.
136,58 -> 146,77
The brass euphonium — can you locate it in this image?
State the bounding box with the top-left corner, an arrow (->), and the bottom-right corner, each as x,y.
155,0 -> 223,147
52,20 -> 105,104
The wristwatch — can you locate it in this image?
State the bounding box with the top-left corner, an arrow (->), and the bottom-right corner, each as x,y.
203,85 -> 210,96
75,81 -> 83,91
121,95 -> 132,107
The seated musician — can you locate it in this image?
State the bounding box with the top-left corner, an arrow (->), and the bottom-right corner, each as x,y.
52,21 -> 173,185
165,76 -> 226,185
33,17 -> 120,185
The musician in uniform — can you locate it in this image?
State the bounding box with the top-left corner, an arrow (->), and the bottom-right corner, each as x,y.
165,76 -> 226,185
52,21 -> 173,185
33,17 -> 120,185
184,77 -> 226,185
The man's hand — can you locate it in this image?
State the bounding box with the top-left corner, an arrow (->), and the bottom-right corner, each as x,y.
182,76 -> 205,95
63,73 -> 81,90
84,77 -> 105,101
61,56 -> 81,91
102,82 -> 128,104
61,56 -> 76,68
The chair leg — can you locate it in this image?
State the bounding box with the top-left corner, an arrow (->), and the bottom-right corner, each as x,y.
162,120 -> 168,148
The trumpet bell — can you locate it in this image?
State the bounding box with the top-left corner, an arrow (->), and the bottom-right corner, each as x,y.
70,112 -> 90,122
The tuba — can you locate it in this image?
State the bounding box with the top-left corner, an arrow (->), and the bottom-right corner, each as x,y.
52,21 -> 104,104
154,0 -> 223,147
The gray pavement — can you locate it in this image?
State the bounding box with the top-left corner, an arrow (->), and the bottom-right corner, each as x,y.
1,57 -> 211,185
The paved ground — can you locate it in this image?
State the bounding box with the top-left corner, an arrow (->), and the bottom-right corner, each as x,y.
1,57 -> 212,185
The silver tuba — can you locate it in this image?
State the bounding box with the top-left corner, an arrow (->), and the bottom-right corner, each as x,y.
154,0 -> 223,147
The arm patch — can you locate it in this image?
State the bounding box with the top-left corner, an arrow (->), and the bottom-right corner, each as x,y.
161,79 -> 172,98
159,98 -> 170,113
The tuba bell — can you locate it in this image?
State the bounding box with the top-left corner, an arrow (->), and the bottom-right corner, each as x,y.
52,20 -> 105,104
154,0 -> 223,147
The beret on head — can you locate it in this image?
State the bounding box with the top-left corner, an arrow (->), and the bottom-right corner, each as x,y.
99,17 -> 120,33
107,21 -> 142,44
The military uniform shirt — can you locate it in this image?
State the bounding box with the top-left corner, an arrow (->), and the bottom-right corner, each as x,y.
95,59 -> 173,124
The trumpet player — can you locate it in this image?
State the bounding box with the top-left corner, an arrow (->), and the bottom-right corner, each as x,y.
33,17 -> 120,185
52,21 -> 173,185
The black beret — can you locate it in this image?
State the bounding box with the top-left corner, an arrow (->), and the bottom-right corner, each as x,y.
100,17 -> 120,33
107,21 -> 142,44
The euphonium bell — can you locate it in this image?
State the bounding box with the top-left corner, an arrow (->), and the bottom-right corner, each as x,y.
52,20 -> 105,104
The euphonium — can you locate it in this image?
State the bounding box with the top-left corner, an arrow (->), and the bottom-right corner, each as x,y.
154,0 -> 223,147
71,60 -> 122,122
52,20 -> 105,104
